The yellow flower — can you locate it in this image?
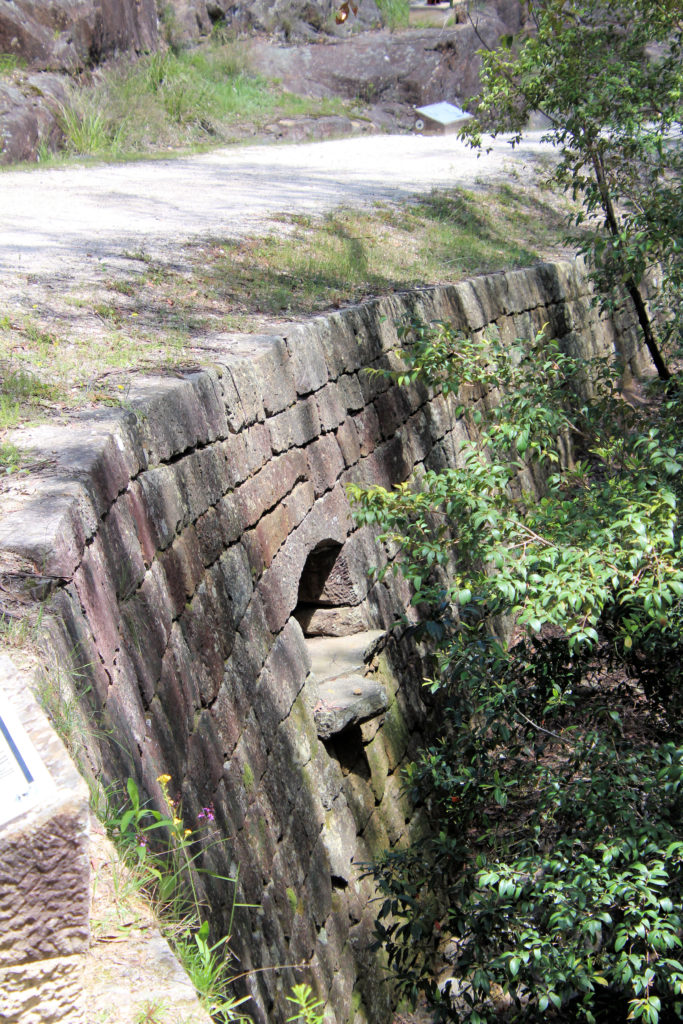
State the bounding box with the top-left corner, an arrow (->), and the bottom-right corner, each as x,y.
173,816 -> 181,826
184,829 -> 192,837
157,774 -> 172,784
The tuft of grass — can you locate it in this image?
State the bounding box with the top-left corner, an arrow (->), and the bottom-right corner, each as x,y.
376,0 -> 410,30
57,42 -> 353,161
0,53 -> 24,75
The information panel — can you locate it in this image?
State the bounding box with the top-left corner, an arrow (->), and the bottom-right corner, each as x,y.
0,689 -> 55,829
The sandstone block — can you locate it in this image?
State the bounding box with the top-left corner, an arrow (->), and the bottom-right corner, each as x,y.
72,536 -> 121,670
257,339 -> 297,415
215,493 -> 242,546
194,506 -> 223,567
121,483 -> 155,570
335,418 -> 361,468
138,465 -> 183,550
335,372 -> 364,414
0,954 -> 84,1023
285,323 -> 330,394
158,526 -> 205,617
253,618 -> 309,739
351,405 -> 381,456
251,502 -> 291,572
234,450 -> 307,528
306,434 -> 345,497
282,480 -> 315,533
242,422 -> 274,476
268,398 -> 321,454
129,374 -> 216,464
220,431 -> 249,487
186,710 -> 225,798
318,315 -> 363,378
374,387 -> 412,439
225,359 -> 266,427
315,383 -> 346,432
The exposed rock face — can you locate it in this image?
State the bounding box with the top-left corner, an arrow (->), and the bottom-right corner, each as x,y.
0,73 -> 67,163
0,0 -> 158,72
249,16 -> 523,109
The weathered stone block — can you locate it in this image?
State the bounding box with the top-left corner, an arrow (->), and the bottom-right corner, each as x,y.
225,359 -> 266,427
186,710 -> 224,799
179,581 -> 232,706
257,339 -> 297,415
268,398 -> 321,454
124,480 -> 157,567
351,405 -> 381,457
234,450 -> 308,528
158,527 -> 205,617
138,465 -> 184,550
253,619 -> 309,740
306,434 -> 345,497
246,502 -> 291,572
220,431 -> 249,487
285,323 -> 332,394
129,374 -> 216,463
99,495 -> 147,600
336,372 -> 365,413
194,506 -> 223,567
335,418 -> 361,469
282,480 -> 315,534
242,422 -> 274,477
0,954 -> 85,1023
72,536 -> 121,670
122,561 -> 173,704
215,493 -> 242,547
374,387 -> 412,439
318,315 -> 362,378
315,383 -> 347,433
215,543 -> 253,624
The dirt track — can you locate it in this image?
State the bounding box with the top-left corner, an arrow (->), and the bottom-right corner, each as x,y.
0,131 -> 553,300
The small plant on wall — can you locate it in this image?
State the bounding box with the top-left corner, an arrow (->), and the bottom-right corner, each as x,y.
103,774 -> 251,1023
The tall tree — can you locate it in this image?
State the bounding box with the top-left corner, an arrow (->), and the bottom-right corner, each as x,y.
462,0 -> 683,380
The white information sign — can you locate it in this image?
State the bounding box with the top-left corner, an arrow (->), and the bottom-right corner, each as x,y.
0,689 -> 55,829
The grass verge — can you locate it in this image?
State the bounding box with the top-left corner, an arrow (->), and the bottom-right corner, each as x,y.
52,39 -> 355,162
0,182 -> 576,470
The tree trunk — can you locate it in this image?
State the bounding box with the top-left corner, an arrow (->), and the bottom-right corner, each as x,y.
626,279 -> 670,382
590,150 -> 670,381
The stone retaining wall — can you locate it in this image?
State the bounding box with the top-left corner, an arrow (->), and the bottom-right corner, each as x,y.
0,260 -> 644,1023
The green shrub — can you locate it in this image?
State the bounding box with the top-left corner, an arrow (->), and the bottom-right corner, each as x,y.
351,319 -> 683,1023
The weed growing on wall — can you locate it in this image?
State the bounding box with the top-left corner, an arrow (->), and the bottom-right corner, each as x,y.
350,320 -> 683,1023
102,775 -> 251,1023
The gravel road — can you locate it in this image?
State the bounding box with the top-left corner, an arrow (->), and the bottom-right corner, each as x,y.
0,131 -> 553,294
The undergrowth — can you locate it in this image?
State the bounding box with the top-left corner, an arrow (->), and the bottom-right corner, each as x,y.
55,42 -> 351,160
351,321 -> 683,1023
100,774 -> 252,1023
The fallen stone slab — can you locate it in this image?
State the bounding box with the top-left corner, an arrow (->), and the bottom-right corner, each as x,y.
314,672 -> 388,739
306,629 -> 385,681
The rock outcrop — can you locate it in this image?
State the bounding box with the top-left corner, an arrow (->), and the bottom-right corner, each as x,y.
0,0 -> 159,71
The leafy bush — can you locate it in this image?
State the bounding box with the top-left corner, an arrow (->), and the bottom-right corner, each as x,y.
350,318 -> 683,1023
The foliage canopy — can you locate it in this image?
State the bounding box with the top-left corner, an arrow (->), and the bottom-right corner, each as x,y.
462,0 -> 683,379
350,317 -> 683,1023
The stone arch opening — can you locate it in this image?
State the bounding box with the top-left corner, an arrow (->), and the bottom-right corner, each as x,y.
293,540 -> 365,638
